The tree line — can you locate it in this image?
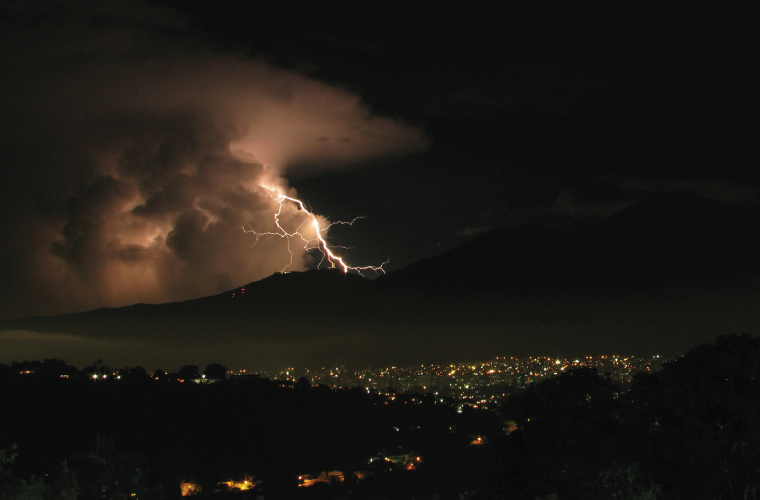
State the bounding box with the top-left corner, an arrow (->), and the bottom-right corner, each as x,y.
0,359 -> 229,382
1,334 -> 758,499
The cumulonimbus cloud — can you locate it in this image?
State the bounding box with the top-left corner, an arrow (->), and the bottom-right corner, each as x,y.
0,1 -> 430,319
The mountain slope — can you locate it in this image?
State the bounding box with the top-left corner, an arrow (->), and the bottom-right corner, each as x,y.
2,194 -> 759,369
377,193 -> 759,292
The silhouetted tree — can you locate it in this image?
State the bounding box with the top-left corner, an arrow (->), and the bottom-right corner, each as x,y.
83,359 -> 108,379
178,365 -> 199,381
38,359 -> 78,379
297,376 -> 311,390
203,363 -> 227,380
129,366 -> 149,379
621,333 -> 760,499
496,367 -> 621,498
57,436 -> 162,500
0,444 -> 48,499
594,462 -> 660,500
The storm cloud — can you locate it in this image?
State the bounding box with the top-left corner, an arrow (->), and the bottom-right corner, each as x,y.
0,1 -> 429,319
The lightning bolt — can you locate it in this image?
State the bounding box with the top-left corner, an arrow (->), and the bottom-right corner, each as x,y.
244,186 -> 387,276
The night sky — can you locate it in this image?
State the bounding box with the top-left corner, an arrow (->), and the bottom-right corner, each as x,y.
1,2 -> 757,368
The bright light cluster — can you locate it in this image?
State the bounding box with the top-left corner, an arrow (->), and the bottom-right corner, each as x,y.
244,186 -> 387,275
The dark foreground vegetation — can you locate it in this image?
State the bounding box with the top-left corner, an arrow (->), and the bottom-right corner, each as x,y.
1,334 -> 758,499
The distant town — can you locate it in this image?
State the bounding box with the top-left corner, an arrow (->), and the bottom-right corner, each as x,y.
250,353 -> 670,402
6,350 -> 672,420
6,353 -> 671,402
3,351 -> 672,494
4,334 -> 757,500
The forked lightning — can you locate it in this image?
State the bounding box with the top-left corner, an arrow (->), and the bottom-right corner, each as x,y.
244,186 -> 387,275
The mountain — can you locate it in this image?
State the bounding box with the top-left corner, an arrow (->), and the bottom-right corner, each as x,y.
2,268 -> 375,341
377,193 -> 760,293
3,194 -> 759,370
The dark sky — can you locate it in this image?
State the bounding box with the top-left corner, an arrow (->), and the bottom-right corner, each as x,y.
0,1 -> 757,324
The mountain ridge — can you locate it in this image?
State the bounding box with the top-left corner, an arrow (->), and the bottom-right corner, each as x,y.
3,194 -> 759,369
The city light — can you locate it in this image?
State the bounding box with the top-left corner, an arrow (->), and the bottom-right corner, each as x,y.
250,353 -> 669,400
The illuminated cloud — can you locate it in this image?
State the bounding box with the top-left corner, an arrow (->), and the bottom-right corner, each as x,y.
0,1 -> 429,319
